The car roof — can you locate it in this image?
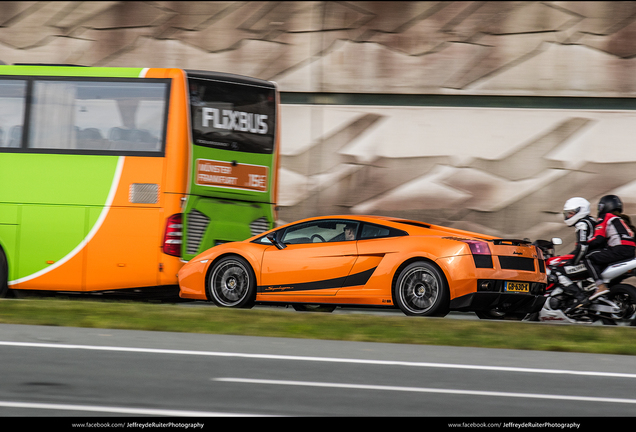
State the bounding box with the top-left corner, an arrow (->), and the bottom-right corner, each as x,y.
285,214 -> 499,240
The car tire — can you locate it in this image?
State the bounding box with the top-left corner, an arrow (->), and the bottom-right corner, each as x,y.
207,256 -> 256,308
394,261 -> 449,317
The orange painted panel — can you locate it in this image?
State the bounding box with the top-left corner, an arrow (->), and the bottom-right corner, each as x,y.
144,68 -> 190,196
259,242 -> 357,296
85,207 -> 161,290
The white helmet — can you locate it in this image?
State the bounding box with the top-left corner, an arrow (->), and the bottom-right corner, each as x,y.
563,197 -> 591,226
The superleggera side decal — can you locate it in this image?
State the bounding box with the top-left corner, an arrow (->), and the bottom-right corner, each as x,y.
258,267 -> 377,293
342,267 -> 377,287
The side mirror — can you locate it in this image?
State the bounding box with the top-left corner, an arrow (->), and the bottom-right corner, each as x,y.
551,237 -> 563,246
267,233 -> 286,250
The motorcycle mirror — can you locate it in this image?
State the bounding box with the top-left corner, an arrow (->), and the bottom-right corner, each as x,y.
551,237 -> 563,245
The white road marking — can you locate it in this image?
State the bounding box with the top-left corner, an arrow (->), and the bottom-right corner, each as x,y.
1,340 -> 635,379
0,400 -> 265,416
214,377 -> 636,405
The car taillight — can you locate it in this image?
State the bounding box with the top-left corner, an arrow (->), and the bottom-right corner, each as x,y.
464,240 -> 491,255
462,240 -> 493,268
163,213 -> 183,257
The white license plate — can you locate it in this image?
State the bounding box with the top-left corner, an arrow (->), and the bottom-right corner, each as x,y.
564,264 -> 586,274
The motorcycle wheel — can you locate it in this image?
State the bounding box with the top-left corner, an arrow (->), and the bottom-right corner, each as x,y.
606,284 -> 636,326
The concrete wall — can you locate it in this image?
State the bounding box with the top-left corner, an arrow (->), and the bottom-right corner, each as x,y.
278,103 -> 636,249
3,1 -> 636,250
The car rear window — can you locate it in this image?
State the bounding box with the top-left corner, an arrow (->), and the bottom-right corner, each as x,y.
360,223 -> 407,239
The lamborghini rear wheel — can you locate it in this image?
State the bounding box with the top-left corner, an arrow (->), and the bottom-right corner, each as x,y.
394,261 -> 449,317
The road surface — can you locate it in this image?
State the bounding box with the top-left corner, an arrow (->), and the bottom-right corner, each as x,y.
0,324 -> 634,418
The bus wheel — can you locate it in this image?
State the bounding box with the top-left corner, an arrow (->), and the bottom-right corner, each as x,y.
207,256 -> 256,309
0,249 -> 9,298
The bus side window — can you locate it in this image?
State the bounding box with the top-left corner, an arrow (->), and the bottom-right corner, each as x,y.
76,127 -> 105,150
28,80 -> 167,153
8,126 -> 21,148
0,80 -> 26,148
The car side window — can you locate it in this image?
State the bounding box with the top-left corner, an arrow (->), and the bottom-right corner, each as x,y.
360,223 -> 408,240
254,234 -> 273,245
279,220 -> 360,244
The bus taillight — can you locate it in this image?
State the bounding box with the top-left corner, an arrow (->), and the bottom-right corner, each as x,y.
163,213 -> 183,257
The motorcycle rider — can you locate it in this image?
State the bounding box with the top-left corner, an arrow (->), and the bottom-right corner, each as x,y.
556,197 -> 597,303
582,195 -> 636,301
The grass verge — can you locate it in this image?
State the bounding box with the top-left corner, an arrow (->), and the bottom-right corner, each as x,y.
1,298 -> 635,355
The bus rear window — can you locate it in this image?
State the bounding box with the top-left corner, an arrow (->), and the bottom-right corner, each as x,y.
188,77 -> 276,154
28,79 -> 169,154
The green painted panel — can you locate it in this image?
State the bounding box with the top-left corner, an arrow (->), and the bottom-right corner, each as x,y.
0,154 -> 120,281
0,224 -> 17,281
17,205 -> 88,282
0,66 -> 145,78
182,196 -> 274,261
0,153 -> 118,205
0,204 -> 18,224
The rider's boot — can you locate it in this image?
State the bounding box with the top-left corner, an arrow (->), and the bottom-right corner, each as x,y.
556,274 -> 587,308
569,283 -> 609,312
589,283 -> 609,301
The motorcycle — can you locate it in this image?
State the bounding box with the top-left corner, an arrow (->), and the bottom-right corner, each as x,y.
529,238 -> 636,325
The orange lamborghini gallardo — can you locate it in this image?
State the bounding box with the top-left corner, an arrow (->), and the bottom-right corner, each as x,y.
178,215 -> 547,318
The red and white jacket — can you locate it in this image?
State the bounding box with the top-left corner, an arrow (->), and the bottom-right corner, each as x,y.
588,213 -> 636,248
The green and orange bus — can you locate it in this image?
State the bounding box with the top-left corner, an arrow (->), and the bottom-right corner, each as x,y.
0,65 -> 279,297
